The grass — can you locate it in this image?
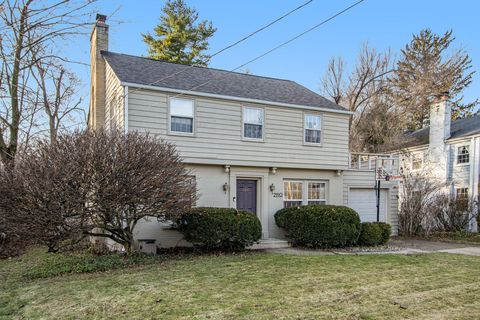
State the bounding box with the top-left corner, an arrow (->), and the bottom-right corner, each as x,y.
1,249 -> 480,319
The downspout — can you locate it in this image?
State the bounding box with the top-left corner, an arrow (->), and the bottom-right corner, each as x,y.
124,86 -> 129,133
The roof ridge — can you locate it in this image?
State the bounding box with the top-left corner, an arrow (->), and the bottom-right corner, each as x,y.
101,50 -> 295,83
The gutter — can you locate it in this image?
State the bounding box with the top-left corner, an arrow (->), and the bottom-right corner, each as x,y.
121,81 -> 354,116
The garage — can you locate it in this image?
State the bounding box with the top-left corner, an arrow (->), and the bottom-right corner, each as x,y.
348,188 -> 387,222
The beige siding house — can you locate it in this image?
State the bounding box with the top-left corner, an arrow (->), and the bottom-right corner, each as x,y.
88,15 -> 399,251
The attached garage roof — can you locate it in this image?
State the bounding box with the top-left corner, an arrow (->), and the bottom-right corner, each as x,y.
101,51 -> 347,112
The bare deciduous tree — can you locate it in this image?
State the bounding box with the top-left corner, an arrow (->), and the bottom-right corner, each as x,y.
0,0 -> 96,165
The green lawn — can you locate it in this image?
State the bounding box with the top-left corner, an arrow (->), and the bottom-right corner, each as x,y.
1,250 -> 480,319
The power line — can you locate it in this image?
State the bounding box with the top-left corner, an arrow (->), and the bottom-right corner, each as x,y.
123,0 -> 314,99
210,0 -> 314,58
172,0 -> 365,96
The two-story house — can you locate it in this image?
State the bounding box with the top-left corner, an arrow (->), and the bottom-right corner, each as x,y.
88,15 -> 399,250
402,93 -> 480,231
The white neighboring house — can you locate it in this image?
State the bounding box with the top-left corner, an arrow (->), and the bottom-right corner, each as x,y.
401,93 -> 480,231
88,15 -> 400,252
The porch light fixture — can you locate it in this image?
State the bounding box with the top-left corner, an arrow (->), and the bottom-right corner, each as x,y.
222,182 -> 229,193
269,183 -> 275,192
336,170 -> 343,176
270,167 -> 277,174
224,165 -> 230,173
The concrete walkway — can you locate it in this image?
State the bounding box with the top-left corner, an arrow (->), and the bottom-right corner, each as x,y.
260,239 -> 480,256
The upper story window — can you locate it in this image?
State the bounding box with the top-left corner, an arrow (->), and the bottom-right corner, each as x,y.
170,98 -> 194,134
457,145 -> 469,164
283,180 -> 327,208
304,114 -> 321,144
411,153 -> 424,171
243,107 -> 264,139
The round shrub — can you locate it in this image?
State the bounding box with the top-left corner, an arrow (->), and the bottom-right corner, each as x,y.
274,205 -> 361,248
358,222 -> 392,246
177,207 -> 262,251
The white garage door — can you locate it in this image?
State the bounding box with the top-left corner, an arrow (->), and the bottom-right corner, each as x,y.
348,188 -> 387,222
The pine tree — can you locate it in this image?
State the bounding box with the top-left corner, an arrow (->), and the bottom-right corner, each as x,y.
142,0 -> 216,66
390,29 -> 477,131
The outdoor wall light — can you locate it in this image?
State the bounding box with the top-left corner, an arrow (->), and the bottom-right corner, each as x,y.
336,170 -> 343,176
222,182 -> 229,192
269,183 -> 275,192
271,167 -> 277,174
224,165 -> 230,173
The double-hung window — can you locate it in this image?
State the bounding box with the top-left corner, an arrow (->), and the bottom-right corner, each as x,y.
411,153 -> 423,171
170,98 -> 194,134
456,187 -> 469,200
457,146 -> 469,164
304,114 -> 321,144
243,107 -> 264,139
307,182 -> 327,205
283,181 -> 303,208
283,180 -> 327,208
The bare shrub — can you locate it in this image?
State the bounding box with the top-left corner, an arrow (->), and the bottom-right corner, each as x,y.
398,171 -> 442,236
0,130 -> 196,256
431,195 -> 477,232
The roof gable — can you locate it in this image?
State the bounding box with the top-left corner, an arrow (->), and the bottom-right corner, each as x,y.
102,51 -> 346,112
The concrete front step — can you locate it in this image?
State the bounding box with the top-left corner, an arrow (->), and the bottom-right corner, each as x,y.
249,238 -> 291,250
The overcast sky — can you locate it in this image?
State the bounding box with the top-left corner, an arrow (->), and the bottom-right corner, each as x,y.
66,0 -> 480,115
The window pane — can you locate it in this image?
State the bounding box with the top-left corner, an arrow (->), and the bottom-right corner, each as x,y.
457,146 -> 470,164
284,181 -> 303,200
305,115 -> 321,130
308,200 -> 326,205
170,98 -> 194,117
305,129 -> 321,143
244,123 -> 262,139
456,188 -> 469,200
171,116 -> 193,133
244,107 -> 263,125
412,153 -> 423,170
308,182 -> 325,200
284,201 -> 303,208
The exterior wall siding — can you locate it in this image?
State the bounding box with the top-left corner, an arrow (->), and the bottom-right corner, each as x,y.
127,88 -> 350,170
104,62 -> 124,131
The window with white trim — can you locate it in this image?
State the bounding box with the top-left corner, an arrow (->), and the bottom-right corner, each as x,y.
243,107 -> 264,139
304,114 -> 321,144
411,153 -> 423,171
456,187 -> 468,200
307,182 -> 327,205
283,180 -> 327,208
170,98 -> 194,134
283,181 -> 303,208
456,146 -> 469,164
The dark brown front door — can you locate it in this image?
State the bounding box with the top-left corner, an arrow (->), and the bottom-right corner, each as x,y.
236,180 -> 257,214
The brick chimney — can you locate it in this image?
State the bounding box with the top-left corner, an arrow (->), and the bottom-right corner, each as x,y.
428,92 -> 451,181
88,14 -> 109,129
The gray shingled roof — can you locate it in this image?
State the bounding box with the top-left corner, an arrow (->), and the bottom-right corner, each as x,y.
406,113 -> 480,147
102,51 -> 347,111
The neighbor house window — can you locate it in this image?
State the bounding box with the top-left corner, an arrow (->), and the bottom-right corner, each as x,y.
283,180 -> 327,208
307,182 -> 327,205
283,181 -> 303,208
304,114 -> 321,144
243,107 -> 264,139
411,153 -> 423,171
170,98 -> 194,134
457,146 -> 470,164
456,187 -> 469,200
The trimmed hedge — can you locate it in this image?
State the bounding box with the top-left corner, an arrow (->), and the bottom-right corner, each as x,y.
177,207 -> 262,251
358,222 -> 392,246
274,205 -> 361,248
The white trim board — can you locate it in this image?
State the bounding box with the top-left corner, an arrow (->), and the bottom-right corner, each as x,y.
122,81 -> 354,116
